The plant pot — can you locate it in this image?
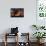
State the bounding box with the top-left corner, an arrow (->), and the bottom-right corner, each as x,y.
37,39 -> 40,46
37,39 -> 40,43
37,39 -> 44,44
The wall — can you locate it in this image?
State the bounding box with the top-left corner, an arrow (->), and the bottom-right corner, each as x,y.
0,0 -> 36,42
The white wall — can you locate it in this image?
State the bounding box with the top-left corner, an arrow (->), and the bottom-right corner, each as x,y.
0,0 -> 36,42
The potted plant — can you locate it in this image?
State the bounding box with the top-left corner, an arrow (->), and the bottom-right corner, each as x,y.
33,32 -> 46,43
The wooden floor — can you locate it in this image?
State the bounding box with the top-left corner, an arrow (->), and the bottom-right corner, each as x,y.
0,42 -> 46,46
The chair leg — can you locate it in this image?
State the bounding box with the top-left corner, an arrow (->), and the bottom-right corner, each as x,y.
4,33 -> 7,46
15,34 -> 18,46
4,41 -> 7,46
16,34 -> 18,46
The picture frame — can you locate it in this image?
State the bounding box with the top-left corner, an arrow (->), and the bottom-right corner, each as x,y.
10,8 -> 24,17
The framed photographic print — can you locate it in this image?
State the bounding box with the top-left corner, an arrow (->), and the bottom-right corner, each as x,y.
10,8 -> 24,17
